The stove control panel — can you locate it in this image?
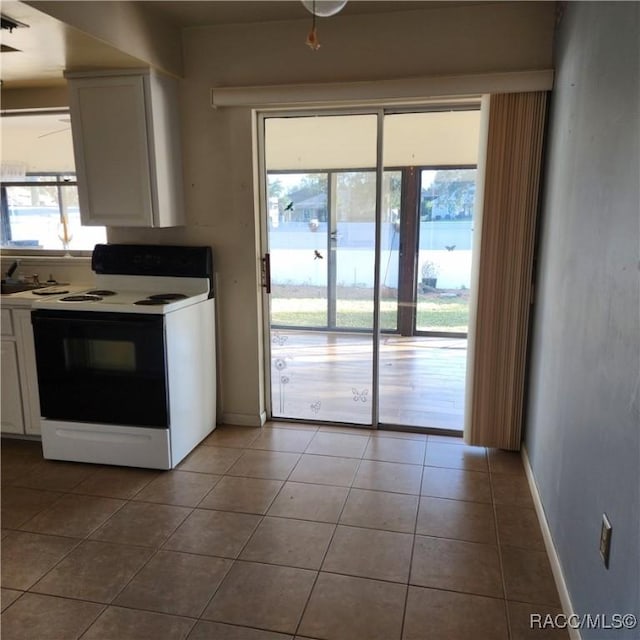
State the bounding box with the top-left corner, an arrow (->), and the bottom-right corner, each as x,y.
92,244 -> 213,280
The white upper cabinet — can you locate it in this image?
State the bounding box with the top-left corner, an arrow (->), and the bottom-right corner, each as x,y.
66,69 -> 185,228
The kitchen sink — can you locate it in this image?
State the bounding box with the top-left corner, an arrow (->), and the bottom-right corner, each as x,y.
0,282 -> 45,295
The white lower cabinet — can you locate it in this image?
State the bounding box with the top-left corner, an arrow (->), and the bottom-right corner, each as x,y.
1,307 -> 41,436
1,340 -> 24,434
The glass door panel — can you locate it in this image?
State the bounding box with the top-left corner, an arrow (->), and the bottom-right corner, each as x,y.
378,114 -> 478,431
334,171 -> 376,331
265,115 -> 377,425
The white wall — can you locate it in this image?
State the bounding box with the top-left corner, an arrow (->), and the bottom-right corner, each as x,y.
103,2 -> 556,424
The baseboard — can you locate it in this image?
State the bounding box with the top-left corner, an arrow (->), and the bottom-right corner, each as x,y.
221,412 -> 266,427
521,445 -> 582,640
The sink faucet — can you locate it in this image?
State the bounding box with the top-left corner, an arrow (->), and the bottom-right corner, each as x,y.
5,260 -> 19,281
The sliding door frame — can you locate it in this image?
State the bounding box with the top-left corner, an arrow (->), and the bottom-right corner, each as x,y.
257,104 -> 478,429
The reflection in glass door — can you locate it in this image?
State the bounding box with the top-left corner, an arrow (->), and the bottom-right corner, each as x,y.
334,171 -> 401,332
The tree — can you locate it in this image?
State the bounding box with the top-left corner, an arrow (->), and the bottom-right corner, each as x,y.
296,174 -> 326,198
267,177 -> 285,201
335,170 -> 401,222
421,169 -> 476,220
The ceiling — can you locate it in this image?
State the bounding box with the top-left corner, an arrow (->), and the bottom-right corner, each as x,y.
0,1 -> 481,90
142,1 -> 448,27
0,1 -> 147,89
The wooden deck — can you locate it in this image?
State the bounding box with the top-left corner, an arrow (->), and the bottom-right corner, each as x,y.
270,330 -> 466,431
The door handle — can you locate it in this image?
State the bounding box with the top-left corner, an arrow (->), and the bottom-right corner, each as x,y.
261,253 -> 271,294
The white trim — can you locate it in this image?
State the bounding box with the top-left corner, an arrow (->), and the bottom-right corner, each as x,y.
64,68 -> 152,80
222,412 -> 266,427
521,445 -> 582,640
371,108 -> 384,426
256,112 -> 272,423
211,70 -> 553,109
464,94 -> 491,444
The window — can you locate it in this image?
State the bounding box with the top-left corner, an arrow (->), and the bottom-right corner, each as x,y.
0,112 -> 106,252
1,173 -> 105,251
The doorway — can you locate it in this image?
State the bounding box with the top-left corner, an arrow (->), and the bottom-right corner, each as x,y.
261,109 -> 480,432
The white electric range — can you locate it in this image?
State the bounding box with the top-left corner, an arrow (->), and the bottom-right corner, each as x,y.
31,244 -> 217,470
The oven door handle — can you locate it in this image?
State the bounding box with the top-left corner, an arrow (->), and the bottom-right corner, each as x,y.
31,312 -> 164,329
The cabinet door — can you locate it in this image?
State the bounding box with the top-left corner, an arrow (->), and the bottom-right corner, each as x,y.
69,75 -> 154,227
1,340 -> 25,434
14,309 -> 42,435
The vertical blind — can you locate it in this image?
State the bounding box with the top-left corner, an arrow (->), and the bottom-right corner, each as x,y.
465,91 -> 548,450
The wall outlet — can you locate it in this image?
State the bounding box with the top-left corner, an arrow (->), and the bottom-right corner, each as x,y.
599,513 -> 612,568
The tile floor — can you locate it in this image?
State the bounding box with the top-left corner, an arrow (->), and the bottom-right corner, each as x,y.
1,424 -> 568,639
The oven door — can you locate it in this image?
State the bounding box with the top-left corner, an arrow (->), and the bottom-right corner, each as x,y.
32,310 -> 168,428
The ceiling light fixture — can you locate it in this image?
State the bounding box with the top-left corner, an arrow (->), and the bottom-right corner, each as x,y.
300,0 -> 347,51
301,1 -> 348,17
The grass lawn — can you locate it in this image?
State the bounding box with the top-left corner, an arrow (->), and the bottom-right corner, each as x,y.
270,285 -> 469,332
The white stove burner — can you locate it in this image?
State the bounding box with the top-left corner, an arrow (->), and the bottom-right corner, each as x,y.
148,293 -> 188,300
135,293 -> 189,306
85,289 -> 117,296
60,294 -> 103,302
33,277 -> 210,315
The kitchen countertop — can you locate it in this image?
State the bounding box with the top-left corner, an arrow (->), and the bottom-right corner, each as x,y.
1,284 -> 91,309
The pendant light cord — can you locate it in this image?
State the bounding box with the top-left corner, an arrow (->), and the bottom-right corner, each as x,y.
306,0 -> 321,50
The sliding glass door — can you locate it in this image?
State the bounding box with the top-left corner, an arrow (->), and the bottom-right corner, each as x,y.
262,108 -> 480,431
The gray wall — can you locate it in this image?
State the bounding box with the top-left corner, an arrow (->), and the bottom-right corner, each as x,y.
525,2 -> 640,636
